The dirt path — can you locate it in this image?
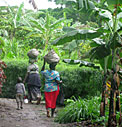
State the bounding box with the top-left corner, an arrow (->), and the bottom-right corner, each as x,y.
0,98 -> 66,127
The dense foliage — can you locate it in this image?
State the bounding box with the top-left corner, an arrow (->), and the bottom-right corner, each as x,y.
56,94 -> 122,126
0,0 -> 122,126
55,96 -> 101,124
0,59 -> 102,99
60,67 -> 103,98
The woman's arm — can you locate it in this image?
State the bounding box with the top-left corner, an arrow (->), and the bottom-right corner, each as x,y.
41,58 -> 46,71
55,73 -> 62,84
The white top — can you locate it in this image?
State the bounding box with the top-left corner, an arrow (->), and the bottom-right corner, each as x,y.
27,63 -> 39,74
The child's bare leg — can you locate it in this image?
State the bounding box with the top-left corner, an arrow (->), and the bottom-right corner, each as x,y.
20,101 -> 23,109
16,102 -> 20,110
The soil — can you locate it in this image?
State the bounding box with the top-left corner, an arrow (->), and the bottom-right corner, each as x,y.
0,98 -> 66,127
0,98 -> 104,127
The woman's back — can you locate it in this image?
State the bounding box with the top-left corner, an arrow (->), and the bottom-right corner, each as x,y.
41,70 -> 60,92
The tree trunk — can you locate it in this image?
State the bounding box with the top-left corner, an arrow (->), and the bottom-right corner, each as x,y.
100,75 -> 106,116
108,78 -> 117,127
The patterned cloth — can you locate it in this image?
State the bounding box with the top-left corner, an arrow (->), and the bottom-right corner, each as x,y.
41,70 -> 60,92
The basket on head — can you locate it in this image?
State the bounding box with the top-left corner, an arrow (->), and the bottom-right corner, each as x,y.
44,50 -> 60,64
27,49 -> 39,59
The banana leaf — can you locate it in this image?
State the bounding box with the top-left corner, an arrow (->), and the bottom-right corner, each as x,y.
90,44 -> 111,60
63,59 -> 100,69
15,3 -> 24,22
118,70 -> 122,76
99,56 -> 112,70
63,40 -> 77,51
99,9 -> 112,20
109,32 -> 122,49
90,38 -> 105,47
107,0 -> 122,5
63,59 -> 81,64
50,18 -> 65,29
29,19 -> 45,33
20,26 -> 33,32
14,3 -> 24,28
117,12 -> 122,19
63,27 -> 76,33
119,49 -> 122,57
45,12 -> 50,29
52,29 -> 101,46
79,0 -> 95,10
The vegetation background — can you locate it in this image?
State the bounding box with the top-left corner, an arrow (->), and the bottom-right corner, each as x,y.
0,0 -> 122,126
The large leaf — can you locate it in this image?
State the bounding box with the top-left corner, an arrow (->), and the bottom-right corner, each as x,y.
45,12 -> 50,29
63,27 -> 76,33
99,56 -> 112,70
52,29 -> 101,45
63,59 -> 100,69
107,0 -> 122,6
99,9 -> 112,20
15,3 -> 24,22
79,0 -> 95,10
20,26 -> 33,32
110,32 -> 122,49
79,61 -> 100,69
90,45 -> 111,60
117,12 -> 122,20
63,40 -> 77,51
50,18 -> 65,29
90,38 -> 105,47
63,59 -> 81,64
29,19 -> 45,33
14,3 -> 24,28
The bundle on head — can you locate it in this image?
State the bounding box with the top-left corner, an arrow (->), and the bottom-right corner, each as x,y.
44,50 -> 60,64
27,49 -> 39,63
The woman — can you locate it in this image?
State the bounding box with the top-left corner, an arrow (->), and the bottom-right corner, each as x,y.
24,58 -> 41,104
41,59 -> 62,117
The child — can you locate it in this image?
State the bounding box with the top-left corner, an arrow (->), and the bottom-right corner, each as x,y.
15,77 -> 26,110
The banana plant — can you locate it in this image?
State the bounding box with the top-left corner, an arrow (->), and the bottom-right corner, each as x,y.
2,3 -> 25,40
87,0 -> 122,126
106,0 -> 122,126
21,11 -> 67,52
63,59 -> 100,69
52,0 -> 122,125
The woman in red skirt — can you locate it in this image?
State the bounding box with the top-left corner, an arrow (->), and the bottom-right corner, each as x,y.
41,59 -> 62,117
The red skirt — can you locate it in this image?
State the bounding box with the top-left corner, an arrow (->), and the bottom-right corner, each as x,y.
44,85 -> 59,109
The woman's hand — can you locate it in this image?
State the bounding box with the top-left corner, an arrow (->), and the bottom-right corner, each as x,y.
56,80 -> 62,84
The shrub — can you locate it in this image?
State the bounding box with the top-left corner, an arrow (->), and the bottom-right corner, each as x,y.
0,59 -> 28,98
59,67 -> 103,98
0,59 -> 103,99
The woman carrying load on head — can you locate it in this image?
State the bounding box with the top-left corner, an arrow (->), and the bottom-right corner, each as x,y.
41,58 -> 62,117
23,49 -> 41,104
